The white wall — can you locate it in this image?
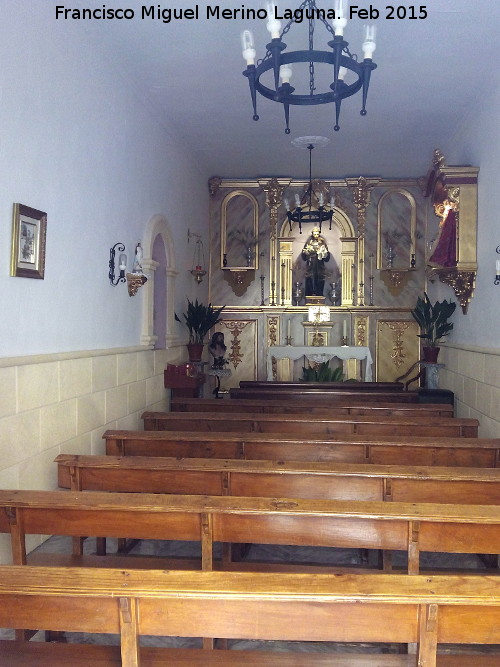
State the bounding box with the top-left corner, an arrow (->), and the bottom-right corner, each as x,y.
0,3 -> 208,358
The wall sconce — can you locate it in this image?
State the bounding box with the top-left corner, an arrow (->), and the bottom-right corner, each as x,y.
495,246 -> 500,285
109,243 -> 127,285
188,229 -> 206,284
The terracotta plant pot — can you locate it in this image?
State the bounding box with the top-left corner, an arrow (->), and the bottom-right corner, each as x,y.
422,346 -> 440,363
186,343 -> 204,362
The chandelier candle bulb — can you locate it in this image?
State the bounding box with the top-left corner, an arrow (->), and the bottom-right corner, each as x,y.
332,0 -> 347,35
280,64 -> 292,84
362,25 -> 377,59
266,3 -> 281,38
241,30 -> 256,65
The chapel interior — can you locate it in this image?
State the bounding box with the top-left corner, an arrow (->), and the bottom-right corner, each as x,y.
1,0 -> 500,661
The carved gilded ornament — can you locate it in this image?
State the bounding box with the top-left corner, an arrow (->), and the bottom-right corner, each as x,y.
347,176 -> 373,238
382,321 -> 411,368
355,317 -> 368,347
434,269 -> 476,315
208,176 -> 222,197
262,178 -> 285,232
220,320 -> 250,368
267,316 -> 279,347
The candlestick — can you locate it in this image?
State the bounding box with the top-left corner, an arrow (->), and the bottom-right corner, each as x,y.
343,319 -> 347,338
260,274 -> 265,306
287,318 -> 291,339
369,275 -> 374,306
370,252 -> 374,275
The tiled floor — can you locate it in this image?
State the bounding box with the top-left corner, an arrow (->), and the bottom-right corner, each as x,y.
1,536 -> 498,658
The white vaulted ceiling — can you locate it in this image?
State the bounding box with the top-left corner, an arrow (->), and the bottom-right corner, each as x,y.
82,0 -> 500,179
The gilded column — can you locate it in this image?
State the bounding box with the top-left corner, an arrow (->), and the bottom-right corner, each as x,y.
260,178 -> 288,306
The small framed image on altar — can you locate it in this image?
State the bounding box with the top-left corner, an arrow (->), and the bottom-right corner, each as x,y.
306,329 -> 329,346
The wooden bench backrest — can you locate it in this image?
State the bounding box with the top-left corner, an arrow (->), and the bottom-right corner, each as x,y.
170,397 -> 454,417
56,454 -> 500,505
142,411 -> 478,438
1,566 -> 499,664
230,388 -> 419,402
105,429 -> 500,468
1,489 -> 500,574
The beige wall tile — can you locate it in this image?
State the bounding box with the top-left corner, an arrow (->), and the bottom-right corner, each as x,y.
18,447 -> 60,490
462,376 -> 477,409
0,367 -> 16,418
91,422 -> 117,455
59,434 -> 92,457
489,385 -> 500,419
60,357 -> 92,400
476,382 -> 492,419
77,391 -> 106,434
0,466 -> 19,489
117,413 -> 141,431
137,350 -> 154,380
0,410 -> 41,469
146,374 -> 165,407
92,355 -> 117,392
17,362 -> 59,412
478,415 -> 500,439
484,353 -> 500,388
40,399 -> 77,450
154,348 -> 170,374
128,380 -> 147,413
117,353 -> 138,385
105,385 -> 128,422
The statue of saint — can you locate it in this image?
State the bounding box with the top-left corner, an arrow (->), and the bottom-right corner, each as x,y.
429,200 -> 457,268
208,332 -> 227,370
301,227 -> 331,296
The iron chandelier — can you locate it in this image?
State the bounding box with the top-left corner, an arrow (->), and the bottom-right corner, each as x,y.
241,0 -> 377,134
285,137 -> 334,233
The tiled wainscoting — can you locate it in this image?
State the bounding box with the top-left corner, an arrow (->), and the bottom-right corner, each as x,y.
0,345 -> 180,563
440,343 -> 500,438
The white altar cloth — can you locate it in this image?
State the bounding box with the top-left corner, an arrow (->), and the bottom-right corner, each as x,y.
267,346 -> 373,382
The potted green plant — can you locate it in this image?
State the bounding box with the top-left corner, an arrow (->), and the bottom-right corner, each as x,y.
410,292 -> 456,362
176,299 -> 225,361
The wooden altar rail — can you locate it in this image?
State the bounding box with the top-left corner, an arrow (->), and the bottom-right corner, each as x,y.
142,412 -> 478,438
170,397 -> 454,418
104,430 -> 500,468
1,566 -> 500,665
57,454 -> 500,506
1,489 -> 500,575
230,388 -> 420,402
239,381 -> 405,391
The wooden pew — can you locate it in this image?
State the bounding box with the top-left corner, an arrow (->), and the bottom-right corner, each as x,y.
141,411 -> 479,437
104,429 -> 500,467
1,489 -> 500,575
0,566 -> 499,665
230,388 -> 420,402
57,454 -> 500,506
170,397 -> 454,417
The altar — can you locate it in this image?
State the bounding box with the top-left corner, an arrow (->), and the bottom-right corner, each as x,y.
267,346 -> 373,382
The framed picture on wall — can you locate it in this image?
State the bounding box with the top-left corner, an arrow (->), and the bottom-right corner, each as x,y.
10,203 -> 47,279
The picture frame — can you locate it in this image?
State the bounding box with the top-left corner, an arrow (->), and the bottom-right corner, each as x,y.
10,203 -> 47,279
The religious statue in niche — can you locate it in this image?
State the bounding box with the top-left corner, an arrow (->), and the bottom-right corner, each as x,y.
301,227 -> 331,296
208,332 -> 228,370
428,199 -> 457,268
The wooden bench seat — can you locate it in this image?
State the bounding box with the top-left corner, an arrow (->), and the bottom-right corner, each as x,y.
142,411 -> 478,438
57,454 -> 500,505
170,397 -> 454,417
0,566 -> 499,665
1,489 -> 500,575
105,430 -> 500,467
